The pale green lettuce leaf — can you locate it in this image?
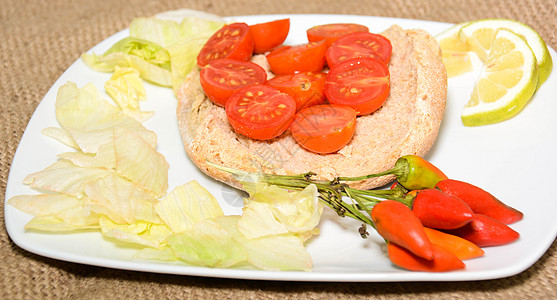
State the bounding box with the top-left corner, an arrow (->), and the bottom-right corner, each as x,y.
23,159 -> 112,197
113,127 -> 168,198
215,216 -> 313,271
81,37 -> 172,87
57,142 -> 116,169
155,180 -> 224,233
130,9 -> 224,48
54,82 -> 157,153
24,215 -> 99,232
239,183 -> 322,238
166,217 -> 248,268
105,66 -> 153,122
84,172 -> 161,224
41,127 -> 79,150
167,35 -> 211,91
99,216 -> 171,248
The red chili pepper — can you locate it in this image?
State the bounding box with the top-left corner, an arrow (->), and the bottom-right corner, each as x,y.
424,227 -> 484,260
445,214 -> 520,247
435,179 -> 523,224
411,189 -> 474,230
387,242 -> 465,272
371,200 -> 434,260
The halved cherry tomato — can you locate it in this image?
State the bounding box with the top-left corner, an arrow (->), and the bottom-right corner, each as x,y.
225,85 -> 296,140
289,104 -> 357,154
267,71 -> 326,111
200,59 -> 267,106
197,23 -> 254,67
324,57 -> 390,115
250,19 -> 290,53
307,23 -> 369,48
266,40 -> 327,75
326,32 -> 392,67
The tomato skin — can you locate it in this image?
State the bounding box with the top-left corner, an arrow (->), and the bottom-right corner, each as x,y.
250,18 -> 290,53
266,71 -> 326,111
197,23 -> 254,67
290,104 -> 357,154
199,59 -> 267,106
307,23 -> 369,48
266,40 -> 327,75
326,32 -> 392,67
225,85 -> 296,140
324,57 -> 390,115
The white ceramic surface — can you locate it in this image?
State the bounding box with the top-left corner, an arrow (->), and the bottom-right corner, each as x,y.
5,14 -> 557,282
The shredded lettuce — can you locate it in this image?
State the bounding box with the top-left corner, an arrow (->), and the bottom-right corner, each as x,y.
99,216 -> 171,248
105,66 -> 153,122
155,181 -> 224,233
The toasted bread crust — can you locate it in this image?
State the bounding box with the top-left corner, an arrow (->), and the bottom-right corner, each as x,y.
176,25 -> 447,190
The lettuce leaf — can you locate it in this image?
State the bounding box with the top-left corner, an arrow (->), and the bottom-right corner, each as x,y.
99,216 -> 171,248
81,37 -> 172,87
84,172 -> 161,224
155,180 -> 224,233
238,183 -> 322,239
130,9 -> 224,48
54,82 -> 157,153
105,66 -> 153,122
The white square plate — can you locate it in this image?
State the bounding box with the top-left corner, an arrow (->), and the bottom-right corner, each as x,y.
5,14 -> 557,282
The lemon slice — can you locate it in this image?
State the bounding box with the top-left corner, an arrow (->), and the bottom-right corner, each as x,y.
436,22 -> 475,77
461,29 -> 538,126
459,19 -> 552,88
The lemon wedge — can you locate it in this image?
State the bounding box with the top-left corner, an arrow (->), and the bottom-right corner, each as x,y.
460,28 -> 538,126
459,19 -> 552,88
436,22 -> 475,77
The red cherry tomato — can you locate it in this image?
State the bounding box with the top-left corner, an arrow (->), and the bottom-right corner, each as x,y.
199,59 -> 267,106
197,23 -> 254,67
290,104 -> 357,153
249,19 -> 290,53
324,57 -> 390,115
326,32 -> 392,67
307,23 -> 369,48
225,85 -> 296,140
266,40 -> 327,75
266,71 -> 327,111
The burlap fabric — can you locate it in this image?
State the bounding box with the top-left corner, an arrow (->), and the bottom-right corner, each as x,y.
1,0 -> 556,299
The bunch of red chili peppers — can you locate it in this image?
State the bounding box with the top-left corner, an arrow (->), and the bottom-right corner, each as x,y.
213,155 -> 523,272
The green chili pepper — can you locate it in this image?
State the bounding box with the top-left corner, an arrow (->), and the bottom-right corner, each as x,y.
337,155 -> 448,190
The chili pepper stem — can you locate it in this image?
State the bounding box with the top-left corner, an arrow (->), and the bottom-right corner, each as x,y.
335,160 -> 407,182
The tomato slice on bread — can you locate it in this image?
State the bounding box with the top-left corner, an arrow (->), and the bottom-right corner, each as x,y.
307,23 -> 369,48
197,23 -> 254,67
250,19 -> 290,53
267,71 -> 326,111
326,31 -> 392,67
225,85 -> 296,140
325,57 -> 390,115
200,59 -> 267,106
290,104 -> 358,154
266,40 -> 327,75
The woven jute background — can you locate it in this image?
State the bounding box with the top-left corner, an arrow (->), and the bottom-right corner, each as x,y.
1,0 -> 556,299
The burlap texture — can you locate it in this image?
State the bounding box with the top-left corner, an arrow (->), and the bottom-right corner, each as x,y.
1,0 -> 556,299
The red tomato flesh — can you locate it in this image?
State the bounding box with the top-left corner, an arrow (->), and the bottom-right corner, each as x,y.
266,40 -> 327,75
307,23 -> 369,48
266,71 -> 327,111
250,18 -> 290,53
225,85 -> 296,140
197,23 -> 254,67
325,57 -> 390,115
290,104 -> 357,154
200,59 -> 267,106
326,31 -> 392,67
